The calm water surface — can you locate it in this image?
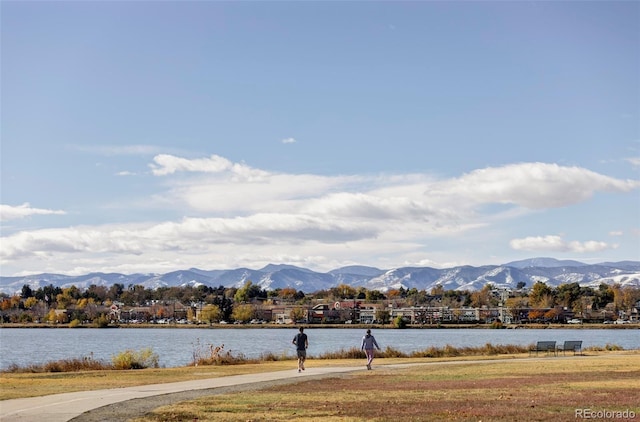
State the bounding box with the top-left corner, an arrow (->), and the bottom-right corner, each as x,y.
1,327 -> 638,370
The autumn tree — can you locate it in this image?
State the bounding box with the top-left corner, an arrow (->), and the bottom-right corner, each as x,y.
386,289 -> 401,300
201,304 -> 222,324
289,307 -> 306,323
231,304 -> 255,323
620,286 -> 640,313
529,282 -> 553,308
278,287 -> 297,301
331,284 -> 356,300
505,296 -> 528,322
430,285 -> 445,296
24,297 -> 38,309
528,309 -> 545,322
1,298 -> 11,311
470,285 -> 492,308
544,307 -> 562,322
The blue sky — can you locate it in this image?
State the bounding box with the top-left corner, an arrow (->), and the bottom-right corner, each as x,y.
1,1 -> 639,277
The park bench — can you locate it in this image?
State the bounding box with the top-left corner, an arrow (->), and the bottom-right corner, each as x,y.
557,340 -> 582,356
529,341 -> 557,356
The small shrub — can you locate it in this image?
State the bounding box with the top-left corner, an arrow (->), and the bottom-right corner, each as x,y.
586,343 -> 623,352
191,342 -> 248,366
112,348 -> 159,370
69,319 -> 82,328
394,316 -> 407,329
2,354 -> 111,373
380,346 -> 406,358
443,344 -> 460,357
93,315 -> 110,328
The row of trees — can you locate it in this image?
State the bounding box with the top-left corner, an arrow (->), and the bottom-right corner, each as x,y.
2,281 -> 639,324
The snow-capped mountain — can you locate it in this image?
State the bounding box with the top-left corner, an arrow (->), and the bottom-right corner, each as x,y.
1,258 -> 638,296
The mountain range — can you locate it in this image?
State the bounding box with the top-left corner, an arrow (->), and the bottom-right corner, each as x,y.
1,258 -> 639,296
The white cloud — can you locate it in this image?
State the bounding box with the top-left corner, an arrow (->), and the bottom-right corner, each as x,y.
150,154 -> 233,176
625,157 -> 640,167
509,235 -> 614,253
281,137 -> 297,144
149,154 -> 269,181
2,156 -> 638,275
437,162 -> 639,209
0,203 -> 66,221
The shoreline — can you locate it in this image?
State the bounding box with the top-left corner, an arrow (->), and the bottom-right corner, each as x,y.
1,322 -> 637,329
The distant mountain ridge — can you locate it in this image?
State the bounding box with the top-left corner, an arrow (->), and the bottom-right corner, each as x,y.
1,258 -> 639,296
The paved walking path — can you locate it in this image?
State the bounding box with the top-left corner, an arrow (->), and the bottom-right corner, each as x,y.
0,365 -> 379,422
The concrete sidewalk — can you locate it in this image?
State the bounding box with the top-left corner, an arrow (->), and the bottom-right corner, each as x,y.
0,365 -> 370,422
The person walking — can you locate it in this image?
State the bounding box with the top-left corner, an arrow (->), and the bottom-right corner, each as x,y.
361,329 -> 380,370
292,327 -> 308,373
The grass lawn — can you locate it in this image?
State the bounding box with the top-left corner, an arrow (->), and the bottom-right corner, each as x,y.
2,351 -> 639,421
130,352 -> 640,422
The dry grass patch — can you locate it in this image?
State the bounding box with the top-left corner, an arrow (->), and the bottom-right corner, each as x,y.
132,353 -> 640,422
0,360 -> 299,400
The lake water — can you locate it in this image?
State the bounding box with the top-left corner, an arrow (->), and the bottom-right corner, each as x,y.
1,327 -> 638,370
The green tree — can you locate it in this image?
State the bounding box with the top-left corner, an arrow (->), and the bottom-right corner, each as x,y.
394,315 -> 407,329
107,283 -> 124,301
21,284 -> 34,299
375,308 -> 390,324
406,288 -> 428,306
365,289 -> 385,302
592,284 -> 614,310
234,281 -> 265,303
555,283 -> 581,309
529,282 -> 553,308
